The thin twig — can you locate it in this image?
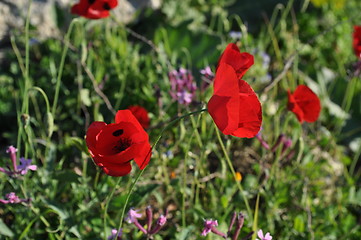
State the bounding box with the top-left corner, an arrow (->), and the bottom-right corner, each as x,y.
81,61 -> 116,115
263,54 -> 295,93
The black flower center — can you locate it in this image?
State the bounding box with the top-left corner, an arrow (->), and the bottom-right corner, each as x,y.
112,138 -> 132,153
88,0 -> 96,4
112,129 -> 124,136
103,3 -> 111,10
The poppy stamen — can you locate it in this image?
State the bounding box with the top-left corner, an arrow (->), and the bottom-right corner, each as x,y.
112,129 -> 124,136
88,0 -> 96,4
113,138 -> 132,153
103,3 -> 111,10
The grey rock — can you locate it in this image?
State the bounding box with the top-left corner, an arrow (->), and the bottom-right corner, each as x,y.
0,0 -> 161,61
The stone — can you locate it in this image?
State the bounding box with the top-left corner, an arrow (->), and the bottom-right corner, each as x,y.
0,0 -> 161,61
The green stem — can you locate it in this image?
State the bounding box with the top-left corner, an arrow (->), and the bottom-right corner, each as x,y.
181,119 -> 195,227
16,0 -> 33,158
251,193 -> 260,240
350,143 -> 361,176
51,18 -> 79,115
104,177 -> 122,240
214,124 -> 252,218
113,168 -> 146,240
112,108 -> 208,239
153,109 -> 207,143
23,0 -> 32,92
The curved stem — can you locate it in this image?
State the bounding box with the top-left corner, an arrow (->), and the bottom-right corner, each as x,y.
152,109 -> 207,145
214,125 -> 252,218
113,168 -> 146,240
28,87 -> 51,115
104,177 -> 122,240
51,18 -> 79,115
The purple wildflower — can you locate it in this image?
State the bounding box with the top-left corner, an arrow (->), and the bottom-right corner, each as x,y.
125,208 -> 147,234
281,138 -> 292,153
201,219 -> 218,236
6,192 -> 20,203
2,146 -> 37,176
169,68 -> 197,105
126,208 -> 142,223
157,215 -> 167,226
201,219 -> 227,238
126,206 -> 168,236
148,212 -> 168,235
17,158 -> 37,175
176,90 -> 193,105
256,229 -> 273,240
107,228 -> 122,240
271,134 -> 286,152
256,130 -> 270,150
0,192 -> 29,204
6,146 -> 18,172
261,52 -> 271,68
229,31 -> 243,40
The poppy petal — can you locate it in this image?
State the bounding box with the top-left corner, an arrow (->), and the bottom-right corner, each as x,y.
134,142 -> 152,170
128,105 -> 150,129
353,25 -> 361,58
97,161 -> 132,177
86,8 -> 110,19
288,85 -> 321,123
208,63 -> 239,134
115,110 -> 145,133
293,85 -> 321,122
287,90 -> 305,122
232,81 -> 262,138
71,0 -> 117,19
95,122 -> 139,155
208,95 -> 239,135
212,63 -> 239,96
95,142 -> 146,165
85,121 -> 107,153
217,43 -> 254,79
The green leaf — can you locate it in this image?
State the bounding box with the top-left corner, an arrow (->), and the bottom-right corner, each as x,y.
174,226 -> 195,240
294,215 -> 305,232
19,217 -> 38,240
43,200 -> 69,220
46,112 -> 54,138
80,89 -> 91,107
220,195 -> 228,208
65,136 -> 88,153
0,219 -> 14,237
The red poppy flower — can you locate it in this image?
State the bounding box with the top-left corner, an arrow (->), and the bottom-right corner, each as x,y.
208,44 -> 262,138
287,85 -> 321,123
71,0 -> 118,19
353,25 -> 361,58
86,110 -> 151,177
128,105 -> 150,129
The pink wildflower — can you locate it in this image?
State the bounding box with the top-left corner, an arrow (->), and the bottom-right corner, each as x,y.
125,208 -> 142,223
6,146 -> 18,172
201,219 -> 218,236
256,229 -> 273,240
